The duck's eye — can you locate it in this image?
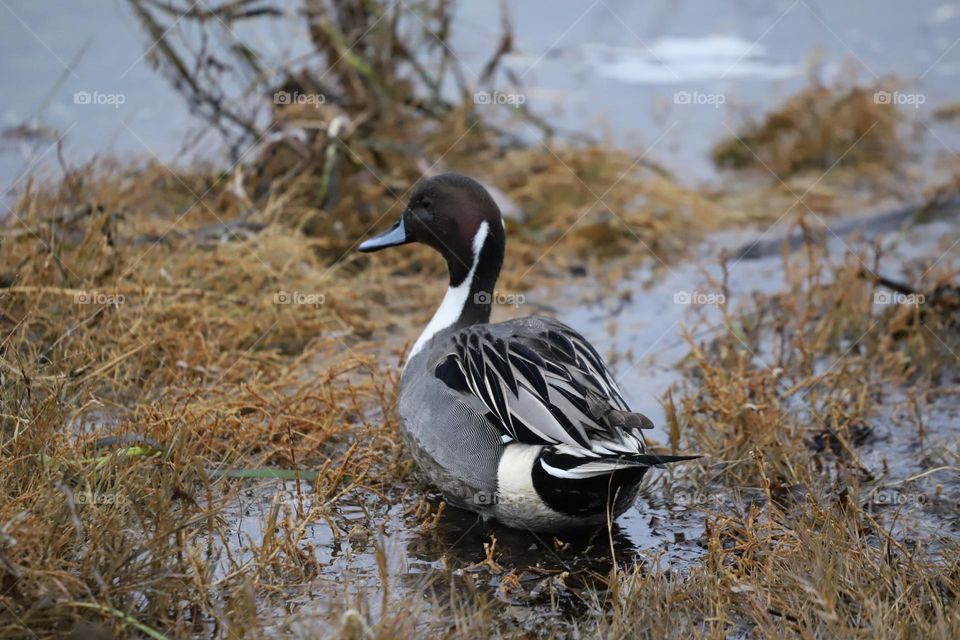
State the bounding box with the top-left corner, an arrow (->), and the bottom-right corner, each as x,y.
420,198 -> 432,209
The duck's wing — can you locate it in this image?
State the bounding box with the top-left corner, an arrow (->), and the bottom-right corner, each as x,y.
433,316 -> 658,460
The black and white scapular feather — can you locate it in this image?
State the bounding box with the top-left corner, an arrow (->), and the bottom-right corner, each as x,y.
359,172 -> 698,531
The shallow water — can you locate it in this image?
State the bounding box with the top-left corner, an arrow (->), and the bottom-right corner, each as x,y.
210,478 -> 709,636
857,388 -> 960,550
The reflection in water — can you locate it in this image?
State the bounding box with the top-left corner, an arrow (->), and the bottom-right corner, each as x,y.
391,487 -> 707,626
395,492 -> 650,627
408,493 -> 638,569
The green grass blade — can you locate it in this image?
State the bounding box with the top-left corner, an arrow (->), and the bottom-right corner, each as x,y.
65,602 -> 168,640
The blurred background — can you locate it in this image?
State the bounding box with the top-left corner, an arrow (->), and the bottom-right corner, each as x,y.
3,0 -> 960,196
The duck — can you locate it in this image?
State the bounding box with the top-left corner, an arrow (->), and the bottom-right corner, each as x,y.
359,173 -> 697,531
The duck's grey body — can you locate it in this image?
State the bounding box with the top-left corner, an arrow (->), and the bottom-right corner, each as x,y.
398,319 -> 596,529
359,173 -> 696,532
398,315 -> 659,531
398,339 -> 503,516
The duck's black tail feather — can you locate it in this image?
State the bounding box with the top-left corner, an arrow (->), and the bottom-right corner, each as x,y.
631,453 -> 701,467
539,450 -> 700,479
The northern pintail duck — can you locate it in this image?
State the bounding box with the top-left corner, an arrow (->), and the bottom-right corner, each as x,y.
359,173 -> 697,531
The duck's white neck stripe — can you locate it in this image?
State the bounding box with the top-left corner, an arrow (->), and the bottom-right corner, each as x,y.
407,221 -> 489,365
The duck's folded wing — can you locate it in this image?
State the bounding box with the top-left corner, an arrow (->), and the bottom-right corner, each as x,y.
433,317 -> 653,455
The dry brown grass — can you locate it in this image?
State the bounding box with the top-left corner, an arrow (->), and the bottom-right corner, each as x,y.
712,83 -> 904,178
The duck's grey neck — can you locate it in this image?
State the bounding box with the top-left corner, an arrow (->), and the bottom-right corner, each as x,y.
407,221 -> 503,363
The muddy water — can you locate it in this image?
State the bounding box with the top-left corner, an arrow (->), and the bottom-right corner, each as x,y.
210,205 -> 957,634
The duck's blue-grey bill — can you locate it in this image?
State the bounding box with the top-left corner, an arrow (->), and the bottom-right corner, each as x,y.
357,218 -> 411,252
